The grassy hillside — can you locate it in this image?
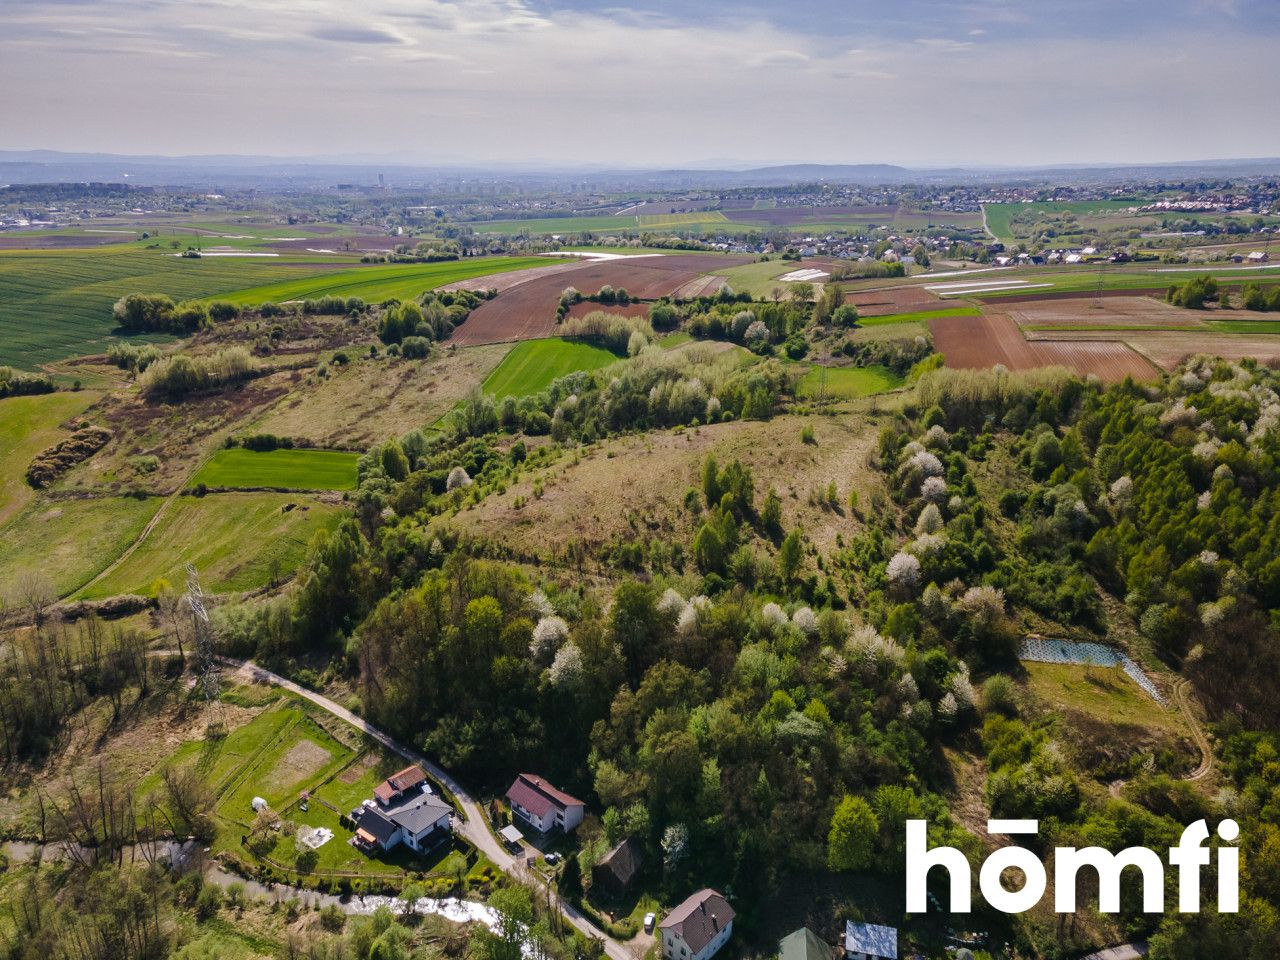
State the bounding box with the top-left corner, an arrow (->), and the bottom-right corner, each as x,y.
481,338 -> 620,399
0,390 -> 101,524
78,492 -> 344,598
0,495 -> 159,596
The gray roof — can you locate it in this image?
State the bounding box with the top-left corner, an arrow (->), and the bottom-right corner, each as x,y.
844,922 -> 897,959
660,889 -> 734,955
385,793 -> 452,836
780,927 -> 831,960
355,807 -> 400,846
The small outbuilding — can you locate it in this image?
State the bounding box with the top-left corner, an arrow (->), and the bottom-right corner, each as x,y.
779,927 -> 833,960
592,837 -> 643,894
844,921 -> 897,960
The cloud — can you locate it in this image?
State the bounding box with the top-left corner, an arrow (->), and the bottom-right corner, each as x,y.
309,25 -> 407,44
914,37 -> 975,53
749,49 -> 810,67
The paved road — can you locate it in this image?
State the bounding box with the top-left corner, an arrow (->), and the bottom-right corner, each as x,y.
213,656 -> 637,960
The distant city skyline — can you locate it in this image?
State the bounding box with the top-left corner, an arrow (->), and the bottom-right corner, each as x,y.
3,0 -> 1278,167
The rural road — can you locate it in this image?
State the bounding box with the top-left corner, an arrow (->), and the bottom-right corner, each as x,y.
206,655 -> 638,960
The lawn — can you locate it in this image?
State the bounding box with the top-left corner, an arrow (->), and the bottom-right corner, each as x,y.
796,364 -> 903,399
217,710 -> 353,826
857,306 -> 979,326
0,390 -> 101,525
0,494 -> 160,597
0,246 -> 325,369
78,492 -> 344,599
481,338 -> 620,399
214,256 -> 561,305
191,447 -> 360,490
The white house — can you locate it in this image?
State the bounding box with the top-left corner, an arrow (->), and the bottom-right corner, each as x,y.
505,773 -> 585,833
353,792 -> 453,854
844,921 -> 897,960
352,764 -> 452,855
660,889 -> 734,960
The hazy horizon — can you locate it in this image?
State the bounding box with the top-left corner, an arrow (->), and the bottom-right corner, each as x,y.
3,0 -> 1280,167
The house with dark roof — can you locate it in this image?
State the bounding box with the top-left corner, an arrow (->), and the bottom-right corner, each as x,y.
659,889 -> 734,960
351,765 -> 452,855
352,791 -> 453,854
374,764 -> 429,806
505,773 -> 585,833
779,927 -> 833,960
592,837 -> 642,894
844,921 -> 897,960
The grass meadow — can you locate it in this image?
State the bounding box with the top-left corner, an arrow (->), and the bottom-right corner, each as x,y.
0,495 -> 159,596
191,448 -> 360,490
796,364 -> 902,399
481,338 -> 620,399
0,390 -> 101,525
78,492 -> 343,599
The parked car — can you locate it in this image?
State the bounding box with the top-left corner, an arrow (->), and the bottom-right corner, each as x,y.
643,912 -> 656,934
544,852 -> 561,866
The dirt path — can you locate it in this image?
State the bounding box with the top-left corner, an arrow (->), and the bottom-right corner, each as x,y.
204,655 -> 638,960
1109,678 -> 1213,801
980,204 -> 997,242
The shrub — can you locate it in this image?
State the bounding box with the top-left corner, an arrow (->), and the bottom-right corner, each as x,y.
138,347 -> 257,399
558,311 -> 654,355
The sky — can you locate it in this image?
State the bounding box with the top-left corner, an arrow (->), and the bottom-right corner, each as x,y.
3,0 -> 1280,168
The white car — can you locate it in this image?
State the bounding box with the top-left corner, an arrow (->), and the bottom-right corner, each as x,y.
643,912 -> 656,934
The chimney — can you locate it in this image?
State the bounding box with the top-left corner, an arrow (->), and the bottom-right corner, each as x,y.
711,913 -> 719,931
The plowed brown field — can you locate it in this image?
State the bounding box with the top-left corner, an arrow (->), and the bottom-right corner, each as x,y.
847,285 -> 946,316
450,254 -> 749,345
929,311 -> 1157,381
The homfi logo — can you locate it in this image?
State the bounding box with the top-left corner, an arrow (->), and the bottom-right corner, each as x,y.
906,818 -> 1239,914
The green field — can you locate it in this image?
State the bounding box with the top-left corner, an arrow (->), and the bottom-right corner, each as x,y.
0,390 -> 101,525
858,306 -> 979,326
471,213 -> 730,236
797,364 -> 903,399
982,200 -> 1143,242
0,495 -> 160,597
481,338 -> 620,399
191,447 -> 359,490
214,256 -> 562,304
78,492 -> 344,599
0,246 -> 325,369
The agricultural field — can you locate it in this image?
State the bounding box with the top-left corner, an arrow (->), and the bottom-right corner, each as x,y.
0,246 -> 327,369
795,364 -> 902,399
77,491 -> 344,599
191,447 -> 360,491
0,389 -> 101,525
0,494 -> 160,597
465,212 -> 731,235
857,306 -> 979,327
481,338 -> 620,399
451,253 -> 750,345
929,310 -> 1158,381
982,200 -> 1148,242
213,255 -> 564,305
